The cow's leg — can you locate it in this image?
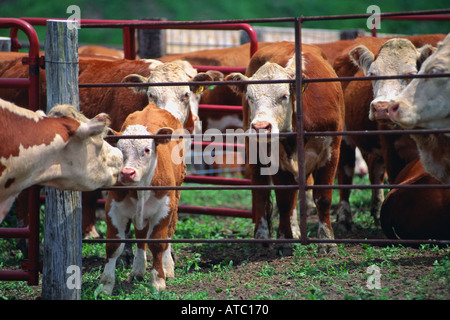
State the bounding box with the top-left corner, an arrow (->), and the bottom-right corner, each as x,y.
251,166 -> 273,241
99,202 -> 129,295
335,137 -> 356,232
273,169 -> 299,254
148,214 -> 174,291
365,153 -> 385,226
129,224 -> 149,282
82,190 -> 101,238
308,137 -> 340,255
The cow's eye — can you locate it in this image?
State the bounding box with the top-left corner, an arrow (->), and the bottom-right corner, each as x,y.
144,147 -> 151,154
148,93 -> 156,102
182,92 -> 190,101
429,67 -> 444,74
279,94 -> 289,102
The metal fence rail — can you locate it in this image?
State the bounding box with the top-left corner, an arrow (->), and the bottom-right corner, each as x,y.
1,9 -> 450,286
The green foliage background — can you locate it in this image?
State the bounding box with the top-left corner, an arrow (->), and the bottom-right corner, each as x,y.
1,0 -> 449,46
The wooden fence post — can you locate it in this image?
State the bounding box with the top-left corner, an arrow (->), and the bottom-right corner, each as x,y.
41,20 -> 82,300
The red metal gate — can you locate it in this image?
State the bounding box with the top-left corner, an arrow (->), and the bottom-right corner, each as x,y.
0,18 -> 42,284
1,9 -> 450,287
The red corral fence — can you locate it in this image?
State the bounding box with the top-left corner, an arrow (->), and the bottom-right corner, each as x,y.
1,9 -> 450,285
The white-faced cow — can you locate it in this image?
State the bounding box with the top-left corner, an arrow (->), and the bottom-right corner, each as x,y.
99,103 -> 185,294
388,33 -> 450,184
331,35 -> 445,231
122,59 -> 220,135
0,99 -> 123,222
226,42 -> 345,254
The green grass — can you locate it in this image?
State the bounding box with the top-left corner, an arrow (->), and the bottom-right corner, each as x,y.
1,175 -> 449,300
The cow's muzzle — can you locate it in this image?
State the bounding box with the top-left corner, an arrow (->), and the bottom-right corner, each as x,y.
251,121 -> 272,134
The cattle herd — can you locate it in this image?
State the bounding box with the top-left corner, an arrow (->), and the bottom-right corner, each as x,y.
0,23 -> 449,294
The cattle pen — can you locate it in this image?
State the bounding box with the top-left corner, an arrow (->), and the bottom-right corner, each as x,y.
0,9 -> 449,300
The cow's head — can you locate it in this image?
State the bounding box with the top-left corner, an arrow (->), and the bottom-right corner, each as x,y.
122,60 -> 220,134
387,34 -> 450,130
116,125 -> 173,187
47,104 -> 123,190
225,59 -> 301,139
350,38 -> 435,122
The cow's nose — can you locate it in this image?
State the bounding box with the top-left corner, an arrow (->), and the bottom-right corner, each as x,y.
251,121 -> 272,133
120,168 -> 136,183
388,102 -> 400,120
370,101 -> 390,121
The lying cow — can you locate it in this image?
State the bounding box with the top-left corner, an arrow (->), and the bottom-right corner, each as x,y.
226,42 -> 345,254
99,103 -> 185,294
0,99 -> 123,222
388,33 -> 450,184
380,158 -> 450,240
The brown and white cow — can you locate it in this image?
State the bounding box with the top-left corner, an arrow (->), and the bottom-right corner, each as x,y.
331,35 -> 445,231
226,42 -> 345,254
99,103 -> 185,294
121,59 -> 219,134
349,38 -> 435,122
388,33 -> 450,184
0,99 -> 123,222
380,158 -> 450,240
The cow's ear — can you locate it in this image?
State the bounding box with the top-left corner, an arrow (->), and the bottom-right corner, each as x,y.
417,44 -> 436,68
190,72 -> 213,95
121,74 -> 148,93
155,127 -> 174,145
225,73 -> 248,94
349,45 -> 375,75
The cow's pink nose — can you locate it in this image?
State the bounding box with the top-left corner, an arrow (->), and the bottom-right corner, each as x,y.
370,101 -> 390,121
120,168 -> 136,183
252,121 -> 272,133
388,102 -> 400,120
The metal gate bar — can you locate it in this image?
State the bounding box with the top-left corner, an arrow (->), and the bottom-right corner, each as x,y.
0,18 -> 42,285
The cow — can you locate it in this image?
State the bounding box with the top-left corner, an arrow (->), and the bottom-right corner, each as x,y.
380,158 -> 450,240
331,35 -> 445,231
121,59 -> 221,135
225,42 -> 345,254
0,99 -> 123,222
388,33 -> 450,184
78,45 -> 124,59
99,103 -> 185,294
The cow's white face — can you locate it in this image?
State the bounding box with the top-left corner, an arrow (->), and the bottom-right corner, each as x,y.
388,34 -> 450,130
117,125 -> 172,187
122,60 -> 218,134
46,106 -> 123,191
350,39 -> 435,122
227,61 -> 296,137
146,61 -> 194,125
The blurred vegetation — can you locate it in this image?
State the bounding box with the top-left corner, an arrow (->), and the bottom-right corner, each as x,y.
0,0 -> 449,46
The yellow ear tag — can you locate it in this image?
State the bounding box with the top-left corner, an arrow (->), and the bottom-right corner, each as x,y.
195,86 -> 205,95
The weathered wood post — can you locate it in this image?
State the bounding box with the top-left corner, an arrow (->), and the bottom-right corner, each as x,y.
41,20 -> 82,300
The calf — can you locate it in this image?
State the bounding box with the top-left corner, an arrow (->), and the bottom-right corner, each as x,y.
388,33 -> 450,184
0,99 -> 123,221
99,103 -> 185,294
226,42 -> 344,254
